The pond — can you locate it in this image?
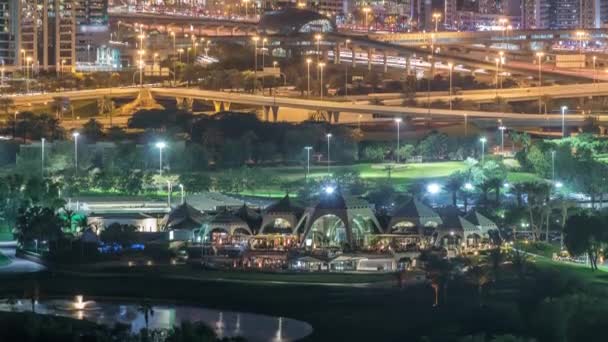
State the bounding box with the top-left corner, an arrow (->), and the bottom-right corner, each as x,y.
0,297 -> 313,342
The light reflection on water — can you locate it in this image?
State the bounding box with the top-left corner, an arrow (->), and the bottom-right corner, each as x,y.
0,299 -> 312,342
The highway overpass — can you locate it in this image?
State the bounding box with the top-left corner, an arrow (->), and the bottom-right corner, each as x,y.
149,87 -> 587,127
4,86 -> 598,127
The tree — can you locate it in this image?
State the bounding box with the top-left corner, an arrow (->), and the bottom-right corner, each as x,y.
138,300 -> 155,330
487,247 -> 505,282
100,223 -> 138,246
418,132 -> 449,160
14,206 -> 63,251
82,118 -> 104,142
0,97 -> 15,119
425,255 -> 452,306
467,264 -> 490,306
445,172 -> 465,207
564,211 -> 607,271
178,173 -> 212,193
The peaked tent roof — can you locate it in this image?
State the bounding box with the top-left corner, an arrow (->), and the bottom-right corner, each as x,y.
264,194 -> 303,214
391,198 -> 443,224
464,211 -> 498,230
162,202 -> 206,230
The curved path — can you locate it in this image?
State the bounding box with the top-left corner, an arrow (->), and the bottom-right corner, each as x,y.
0,241 -> 45,274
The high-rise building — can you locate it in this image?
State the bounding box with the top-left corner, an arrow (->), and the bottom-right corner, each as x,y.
75,0 -> 110,64
0,0 -> 18,66
18,0 -> 76,71
522,0 -> 603,29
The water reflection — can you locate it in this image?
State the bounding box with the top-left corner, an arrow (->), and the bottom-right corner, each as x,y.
0,298 -> 312,342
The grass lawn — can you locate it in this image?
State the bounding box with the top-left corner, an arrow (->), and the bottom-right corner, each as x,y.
236,162 -> 543,197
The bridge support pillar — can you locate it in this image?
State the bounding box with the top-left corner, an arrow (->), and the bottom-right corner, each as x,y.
263,106 -> 270,121
232,27 -> 238,36
213,101 -> 223,112
332,111 -> 340,123
351,45 -> 356,68
334,45 -> 340,64
323,49 -> 329,63
383,51 -> 388,73
367,48 -> 373,71
271,106 -> 279,122
406,56 -> 411,75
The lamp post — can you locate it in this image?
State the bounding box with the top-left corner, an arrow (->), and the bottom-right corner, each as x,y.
243,0 -> 249,17
447,62 -> 453,110
479,137 -> 487,163
551,150 -> 556,182
593,55 -> 597,83
304,146 -> 312,180
179,184 -> 185,204
362,7 -> 371,31
326,133 -> 332,175
498,51 -> 505,89
273,61 -> 278,71
156,141 -> 166,176
170,31 -> 176,84
344,39 -> 350,98
72,132 -> 80,170
494,57 -> 500,97
262,37 -> 267,68
252,36 -> 259,81
536,52 -> 544,114
318,62 -> 326,98
26,56 -> 32,93
561,105 -> 568,137
41,138 -> 45,177
498,125 -> 506,154
315,34 -> 322,65
306,58 -> 311,96
138,50 -> 145,87
167,181 -> 172,208
395,118 -> 402,163
432,12 -> 442,32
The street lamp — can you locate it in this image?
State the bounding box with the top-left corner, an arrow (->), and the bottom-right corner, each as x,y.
479,137 -> 487,163
306,58 -> 312,96
498,125 -> 506,154
561,106 -> 568,137
326,133 -> 332,175
179,184 -> 185,204
394,118 -> 402,163
156,141 -> 166,176
344,39 -> 350,98
252,36 -> 259,79
243,0 -> 250,17
41,138 -> 45,176
315,34 -> 322,62
536,52 -> 544,114
318,62 -> 326,99
432,12 -> 442,32
273,61 -> 278,71
72,132 -> 80,170
26,56 -> 32,93
551,150 -> 556,182
261,37 -> 267,68
494,57 -> 500,97
304,146 -> 313,180
447,62 -> 453,110
362,7 -> 371,31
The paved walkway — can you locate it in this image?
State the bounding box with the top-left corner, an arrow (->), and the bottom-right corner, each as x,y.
0,241 -> 45,274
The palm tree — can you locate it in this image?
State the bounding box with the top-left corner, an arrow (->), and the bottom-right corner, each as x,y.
510,248 -> 531,284
487,177 -> 503,204
477,181 -> 492,205
511,183 -> 526,207
467,264 -> 490,306
445,173 -> 464,207
0,97 -> 15,119
138,300 -> 154,330
487,247 -> 504,282
425,256 -> 452,307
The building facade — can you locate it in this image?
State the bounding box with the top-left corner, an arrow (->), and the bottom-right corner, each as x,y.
18,0 -> 76,71
522,0 -> 605,29
0,0 -> 18,66
75,0 -> 110,64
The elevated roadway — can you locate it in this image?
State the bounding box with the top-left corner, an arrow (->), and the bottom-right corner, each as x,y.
150,87 -> 588,126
